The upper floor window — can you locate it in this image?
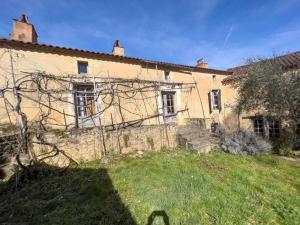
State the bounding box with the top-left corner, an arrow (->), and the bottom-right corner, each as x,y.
164,71 -> 171,81
209,89 -> 221,112
78,61 -> 88,74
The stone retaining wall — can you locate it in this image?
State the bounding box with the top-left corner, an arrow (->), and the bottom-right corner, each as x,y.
33,124 -> 178,166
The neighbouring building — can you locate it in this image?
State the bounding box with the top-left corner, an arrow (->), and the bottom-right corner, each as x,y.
222,52 -> 300,145
0,15 -> 237,132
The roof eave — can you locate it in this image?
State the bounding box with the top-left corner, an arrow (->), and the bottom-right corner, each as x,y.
0,38 -> 231,75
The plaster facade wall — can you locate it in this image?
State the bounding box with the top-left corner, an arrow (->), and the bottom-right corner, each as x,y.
0,46 -> 239,130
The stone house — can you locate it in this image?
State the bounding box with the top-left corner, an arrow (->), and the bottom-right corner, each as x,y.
0,15 -> 237,132
0,15 -> 298,164
222,52 -> 300,146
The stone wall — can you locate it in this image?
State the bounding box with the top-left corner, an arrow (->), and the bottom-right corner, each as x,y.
0,133 -> 22,167
32,124 -> 178,166
0,133 -> 30,180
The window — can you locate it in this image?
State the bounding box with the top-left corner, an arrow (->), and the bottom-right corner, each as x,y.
162,91 -> 175,116
209,89 -> 221,112
253,118 -> 264,137
269,119 -> 280,138
296,122 -> 300,137
253,117 -> 281,138
78,61 -> 88,74
74,85 -> 96,118
164,71 -> 171,81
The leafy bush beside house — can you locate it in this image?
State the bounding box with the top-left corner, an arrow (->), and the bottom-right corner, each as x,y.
225,54 -> 300,148
217,128 -> 272,155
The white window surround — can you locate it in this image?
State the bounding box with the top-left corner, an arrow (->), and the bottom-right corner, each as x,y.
72,81 -> 101,128
157,85 -> 181,124
162,91 -> 176,116
209,89 -> 221,112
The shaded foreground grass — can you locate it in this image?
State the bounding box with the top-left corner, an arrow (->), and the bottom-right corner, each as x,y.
0,150 -> 299,224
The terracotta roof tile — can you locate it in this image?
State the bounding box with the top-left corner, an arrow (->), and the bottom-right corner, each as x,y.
0,38 -> 231,76
223,51 -> 300,84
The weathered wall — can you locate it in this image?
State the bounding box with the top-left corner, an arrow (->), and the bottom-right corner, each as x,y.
0,134 -> 20,164
0,46 -> 238,130
32,124 -> 178,166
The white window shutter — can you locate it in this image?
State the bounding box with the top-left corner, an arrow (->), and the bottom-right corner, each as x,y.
163,93 -> 168,115
208,90 -> 212,113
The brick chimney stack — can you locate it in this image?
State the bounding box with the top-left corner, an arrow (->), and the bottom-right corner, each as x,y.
10,14 -> 38,43
112,40 -> 124,56
196,59 -> 208,68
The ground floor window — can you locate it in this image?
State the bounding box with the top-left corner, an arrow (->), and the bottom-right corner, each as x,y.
252,117 -> 280,138
253,118 -> 264,137
74,84 -> 96,119
161,91 -> 176,123
162,91 -> 176,116
269,119 -> 280,138
296,122 -> 300,137
209,89 -> 221,112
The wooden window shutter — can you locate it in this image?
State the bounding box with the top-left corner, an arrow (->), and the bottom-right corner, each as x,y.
218,89 -> 222,112
208,91 -> 212,114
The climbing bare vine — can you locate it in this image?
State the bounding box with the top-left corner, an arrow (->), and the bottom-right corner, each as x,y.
0,48 -> 195,182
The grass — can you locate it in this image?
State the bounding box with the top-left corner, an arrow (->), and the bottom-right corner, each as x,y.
0,149 -> 299,224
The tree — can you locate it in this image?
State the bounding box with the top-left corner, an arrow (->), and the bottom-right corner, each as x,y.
231,56 -> 300,146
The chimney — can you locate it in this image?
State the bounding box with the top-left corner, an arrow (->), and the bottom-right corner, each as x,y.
112,40 -> 124,56
196,59 -> 208,68
10,14 -> 38,43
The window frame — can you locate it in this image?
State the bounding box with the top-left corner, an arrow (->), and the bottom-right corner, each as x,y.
77,61 -> 88,74
296,122 -> 300,137
253,118 -> 264,137
74,84 -> 96,120
268,119 -> 280,139
209,89 -> 221,112
164,71 -> 171,81
161,91 -> 176,117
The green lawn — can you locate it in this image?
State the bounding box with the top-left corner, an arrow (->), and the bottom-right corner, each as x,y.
0,150 -> 299,225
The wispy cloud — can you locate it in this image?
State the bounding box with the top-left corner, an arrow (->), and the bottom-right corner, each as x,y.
1,0 -> 300,71
222,25 -> 234,48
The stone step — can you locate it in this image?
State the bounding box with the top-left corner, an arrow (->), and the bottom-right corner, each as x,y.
177,125 -> 220,153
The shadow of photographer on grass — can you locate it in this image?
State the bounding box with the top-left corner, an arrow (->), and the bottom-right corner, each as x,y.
0,165 -> 137,224
0,161 -> 172,225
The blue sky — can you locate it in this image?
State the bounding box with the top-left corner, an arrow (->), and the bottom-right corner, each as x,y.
1,0 -> 300,69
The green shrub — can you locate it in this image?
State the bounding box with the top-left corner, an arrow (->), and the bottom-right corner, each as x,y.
160,146 -> 168,152
273,143 -> 294,156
